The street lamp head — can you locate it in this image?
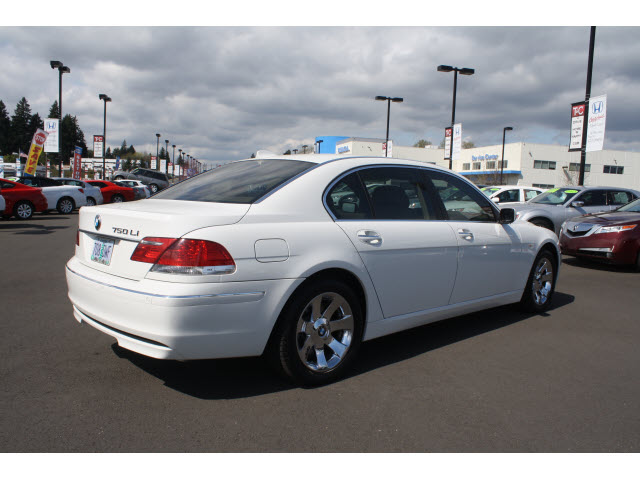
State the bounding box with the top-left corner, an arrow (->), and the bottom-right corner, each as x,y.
60,66 -> 70,74
391,97 -> 404,103
156,133 -> 161,138
50,60 -> 63,69
165,139 -> 169,144
375,96 -> 387,101
437,65 -> 454,72
459,68 -> 475,76
172,144 -> 176,148
504,126 -> 513,132
99,94 -> 111,102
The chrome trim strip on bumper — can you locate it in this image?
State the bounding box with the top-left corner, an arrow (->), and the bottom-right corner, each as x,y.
66,264 -> 265,301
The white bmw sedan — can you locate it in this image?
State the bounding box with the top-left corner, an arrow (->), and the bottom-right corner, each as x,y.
66,155 -> 560,385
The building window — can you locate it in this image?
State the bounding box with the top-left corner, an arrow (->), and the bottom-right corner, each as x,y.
462,163 -> 470,171
532,183 -> 555,189
472,162 -> 481,170
498,160 -> 508,169
569,162 -> 590,172
603,165 -> 624,174
534,160 -> 556,170
486,161 -> 496,170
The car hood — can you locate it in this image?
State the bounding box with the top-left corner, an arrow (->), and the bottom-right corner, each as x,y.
568,211 -> 640,225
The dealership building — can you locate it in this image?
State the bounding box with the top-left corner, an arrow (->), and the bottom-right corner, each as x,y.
326,137 -> 640,190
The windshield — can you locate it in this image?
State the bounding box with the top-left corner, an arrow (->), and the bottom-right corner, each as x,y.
152,159 -> 315,204
481,187 -> 501,197
616,198 -> 640,212
530,187 -> 581,205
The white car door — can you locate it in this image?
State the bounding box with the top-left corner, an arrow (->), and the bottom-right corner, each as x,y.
326,167 -> 459,319
425,170 -> 528,304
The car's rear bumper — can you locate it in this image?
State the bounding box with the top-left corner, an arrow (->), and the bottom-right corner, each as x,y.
66,256 -> 302,360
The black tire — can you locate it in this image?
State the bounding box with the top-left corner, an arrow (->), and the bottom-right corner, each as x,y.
114,176 -> 124,180
268,278 -> 364,386
111,194 -> 124,203
149,184 -> 159,194
86,197 -> 96,207
530,217 -> 554,231
635,251 -> 640,273
56,197 -> 75,214
520,249 -> 556,313
13,200 -> 34,220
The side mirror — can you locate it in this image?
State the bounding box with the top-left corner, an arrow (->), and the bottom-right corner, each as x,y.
499,208 -> 515,224
492,197 -> 500,203
570,201 -> 584,208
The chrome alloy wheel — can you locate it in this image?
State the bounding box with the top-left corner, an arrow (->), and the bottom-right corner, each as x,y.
296,292 -> 354,372
58,198 -> 74,214
532,257 -> 554,305
16,202 -> 33,219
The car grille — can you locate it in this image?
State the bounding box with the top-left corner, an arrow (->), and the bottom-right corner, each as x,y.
565,222 -> 595,237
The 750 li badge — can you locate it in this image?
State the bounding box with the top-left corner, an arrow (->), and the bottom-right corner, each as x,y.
112,227 -> 140,237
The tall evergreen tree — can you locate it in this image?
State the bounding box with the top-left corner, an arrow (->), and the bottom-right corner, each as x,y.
48,100 -> 60,120
59,114 -> 88,161
10,97 -> 33,154
0,100 -> 11,155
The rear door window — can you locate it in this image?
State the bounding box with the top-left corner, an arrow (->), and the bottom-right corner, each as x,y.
424,171 -> 497,222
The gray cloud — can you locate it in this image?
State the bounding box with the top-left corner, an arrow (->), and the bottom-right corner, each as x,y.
1,26 -> 639,164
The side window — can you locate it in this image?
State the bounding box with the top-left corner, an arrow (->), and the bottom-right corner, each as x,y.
608,191 -> 633,206
578,190 -> 607,206
496,189 -> 519,203
326,172 -> 372,220
425,171 -> 497,222
357,167 -> 435,220
525,189 -> 540,201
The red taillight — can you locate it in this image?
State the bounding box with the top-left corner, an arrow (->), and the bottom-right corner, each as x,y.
130,237 -> 177,264
131,237 -> 235,275
79,188 -> 84,193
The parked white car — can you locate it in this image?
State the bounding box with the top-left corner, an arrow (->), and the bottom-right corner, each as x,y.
52,178 -> 104,206
66,154 -> 560,385
14,176 -> 87,214
482,185 -> 544,205
0,190 -> 5,214
113,179 -> 150,199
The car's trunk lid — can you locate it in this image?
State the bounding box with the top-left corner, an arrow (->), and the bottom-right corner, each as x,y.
76,199 -> 250,281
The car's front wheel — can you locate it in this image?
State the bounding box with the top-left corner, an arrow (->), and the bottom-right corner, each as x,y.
56,197 -> 75,214
149,184 -> 159,194
111,194 -> 124,203
520,249 -> 556,312
269,278 -> 363,386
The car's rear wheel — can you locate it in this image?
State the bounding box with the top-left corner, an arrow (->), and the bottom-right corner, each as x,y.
111,194 -> 124,203
14,200 -> 34,220
520,249 -> 556,312
149,184 -> 159,194
86,197 -> 96,206
269,278 -> 363,386
114,176 -> 124,180
56,197 -> 75,214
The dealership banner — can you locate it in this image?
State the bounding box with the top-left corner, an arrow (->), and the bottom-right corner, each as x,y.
72,146 -> 83,179
24,129 -> 49,176
44,118 -> 59,153
115,156 -> 121,171
160,159 -> 166,173
586,94 -> 606,152
452,123 -> 462,161
150,156 -> 157,169
444,127 -> 452,160
569,102 -> 586,151
0,157 -> 4,178
93,135 -> 104,158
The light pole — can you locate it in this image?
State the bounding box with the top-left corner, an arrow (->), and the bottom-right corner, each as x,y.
172,144 -> 176,179
98,94 -> 111,179
155,133 -> 161,170
165,139 -> 169,174
437,65 -> 474,169
302,145 -> 308,154
500,127 -> 513,185
50,61 -> 70,176
316,139 -> 323,153
579,26 -> 596,186
374,96 -> 403,157
292,149 -> 298,154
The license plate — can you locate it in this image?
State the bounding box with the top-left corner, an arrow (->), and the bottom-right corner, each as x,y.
90,238 -> 115,266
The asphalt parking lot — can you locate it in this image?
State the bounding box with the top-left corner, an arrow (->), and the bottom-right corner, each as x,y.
1,213 -> 638,452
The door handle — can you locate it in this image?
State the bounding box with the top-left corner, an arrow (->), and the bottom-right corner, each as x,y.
357,230 -> 382,245
457,229 -> 474,241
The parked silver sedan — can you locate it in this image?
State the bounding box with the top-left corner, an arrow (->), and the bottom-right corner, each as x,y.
508,186 -> 640,235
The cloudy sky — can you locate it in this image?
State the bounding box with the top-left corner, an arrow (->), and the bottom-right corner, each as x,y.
2,4 -> 639,166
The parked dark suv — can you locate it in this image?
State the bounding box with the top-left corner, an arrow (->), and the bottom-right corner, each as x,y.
111,168 -> 169,193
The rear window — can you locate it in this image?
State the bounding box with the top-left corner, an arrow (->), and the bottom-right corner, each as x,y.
152,159 -> 314,204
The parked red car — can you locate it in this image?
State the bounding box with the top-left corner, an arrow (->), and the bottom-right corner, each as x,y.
0,178 -> 49,220
559,198 -> 640,270
85,180 -> 135,203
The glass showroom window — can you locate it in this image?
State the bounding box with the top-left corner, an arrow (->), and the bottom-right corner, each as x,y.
462,163 -> 470,171
534,160 -> 556,170
569,162 -> 590,172
486,161 -> 496,170
603,165 -> 624,174
472,162 -> 481,170
498,160 -> 508,169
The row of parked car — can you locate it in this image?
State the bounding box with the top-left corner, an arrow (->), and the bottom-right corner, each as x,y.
0,176 -> 151,220
479,184 -> 640,269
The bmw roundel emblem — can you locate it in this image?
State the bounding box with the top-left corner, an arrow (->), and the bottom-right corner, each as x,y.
94,215 -> 102,231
